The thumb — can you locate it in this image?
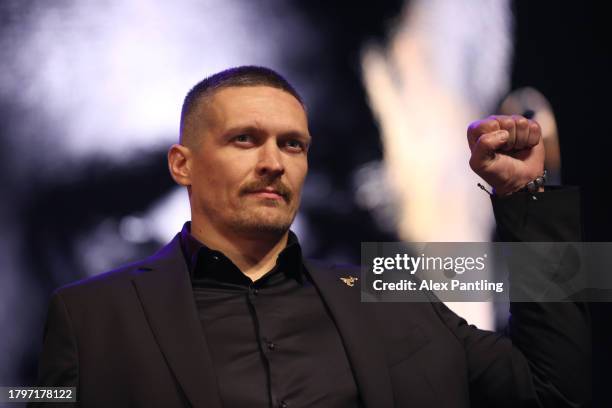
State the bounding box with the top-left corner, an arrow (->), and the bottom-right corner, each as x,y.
469,130 -> 509,172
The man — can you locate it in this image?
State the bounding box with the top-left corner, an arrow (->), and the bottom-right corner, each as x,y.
34,66 -> 589,407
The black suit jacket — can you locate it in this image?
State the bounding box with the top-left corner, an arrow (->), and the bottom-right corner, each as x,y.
34,188 -> 590,407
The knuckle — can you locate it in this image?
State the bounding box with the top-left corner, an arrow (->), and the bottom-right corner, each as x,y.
467,121 -> 480,135
515,116 -> 529,128
529,120 -> 541,132
492,114 -> 510,122
502,117 -> 515,128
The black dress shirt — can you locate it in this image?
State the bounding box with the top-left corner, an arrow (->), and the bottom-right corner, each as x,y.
179,223 -> 360,408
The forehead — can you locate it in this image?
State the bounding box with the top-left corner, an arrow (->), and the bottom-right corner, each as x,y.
203,86 -> 309,133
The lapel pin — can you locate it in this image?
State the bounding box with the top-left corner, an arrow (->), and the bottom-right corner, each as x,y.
340,276 -> 359,287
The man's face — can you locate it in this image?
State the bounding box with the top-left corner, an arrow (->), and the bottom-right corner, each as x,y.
188,86 -> 310,238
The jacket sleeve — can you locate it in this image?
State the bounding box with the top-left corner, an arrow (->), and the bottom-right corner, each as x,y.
30,291 -> 79,407
432,187 -> 591,408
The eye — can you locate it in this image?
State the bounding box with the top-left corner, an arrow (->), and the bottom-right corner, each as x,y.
232,134 -> 254,146
284,139 -> 307,152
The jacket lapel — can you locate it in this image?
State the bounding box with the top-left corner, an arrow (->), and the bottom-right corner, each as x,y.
131,235 -> 222,408
305,261 -> 394,408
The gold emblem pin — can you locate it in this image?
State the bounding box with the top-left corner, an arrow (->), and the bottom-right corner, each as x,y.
340,276 -> 359,287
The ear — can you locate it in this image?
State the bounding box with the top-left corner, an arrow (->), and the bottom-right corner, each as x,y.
167,144 -> 192,186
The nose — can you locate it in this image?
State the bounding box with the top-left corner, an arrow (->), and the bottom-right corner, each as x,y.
255,139 -> 284,178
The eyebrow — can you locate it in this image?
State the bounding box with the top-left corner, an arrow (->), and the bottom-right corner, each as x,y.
223,125 -> 311,143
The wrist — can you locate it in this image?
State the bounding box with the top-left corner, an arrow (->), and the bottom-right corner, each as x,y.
489,170 -> 547,197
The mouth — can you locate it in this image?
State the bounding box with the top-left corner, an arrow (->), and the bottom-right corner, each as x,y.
241,180 -> 292,203
247,188 -> 285,201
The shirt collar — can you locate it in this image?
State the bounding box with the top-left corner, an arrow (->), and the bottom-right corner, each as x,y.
179,221 -> 304,284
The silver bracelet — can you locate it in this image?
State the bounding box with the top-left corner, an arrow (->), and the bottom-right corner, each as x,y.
477,169 -> 547,196
520,169 -> 547,193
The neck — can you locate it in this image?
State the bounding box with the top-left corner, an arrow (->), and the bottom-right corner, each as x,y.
190,220 -> 289,282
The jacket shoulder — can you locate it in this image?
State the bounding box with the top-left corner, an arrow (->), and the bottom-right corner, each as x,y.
55,235 -> 182,298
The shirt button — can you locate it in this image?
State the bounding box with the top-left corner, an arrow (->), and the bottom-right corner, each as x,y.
267,341 -> 276,351
279,401 -> 288,408
211,255 -> 220,261
250,287 -> 259,296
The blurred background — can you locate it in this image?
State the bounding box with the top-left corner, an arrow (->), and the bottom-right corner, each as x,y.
1,0 -> 610,406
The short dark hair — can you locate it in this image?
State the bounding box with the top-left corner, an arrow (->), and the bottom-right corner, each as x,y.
179,66 -> 304,146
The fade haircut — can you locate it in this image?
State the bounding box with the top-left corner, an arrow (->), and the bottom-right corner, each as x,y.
179,66 -> 304,147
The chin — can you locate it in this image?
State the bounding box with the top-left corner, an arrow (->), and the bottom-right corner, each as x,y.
231,209 -> 295,236
232,221 -> 292,237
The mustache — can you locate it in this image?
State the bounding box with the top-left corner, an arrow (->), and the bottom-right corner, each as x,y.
239,178 -> 293,202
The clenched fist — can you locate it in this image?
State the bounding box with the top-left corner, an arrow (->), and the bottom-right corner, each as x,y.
467,115 -> 545,196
